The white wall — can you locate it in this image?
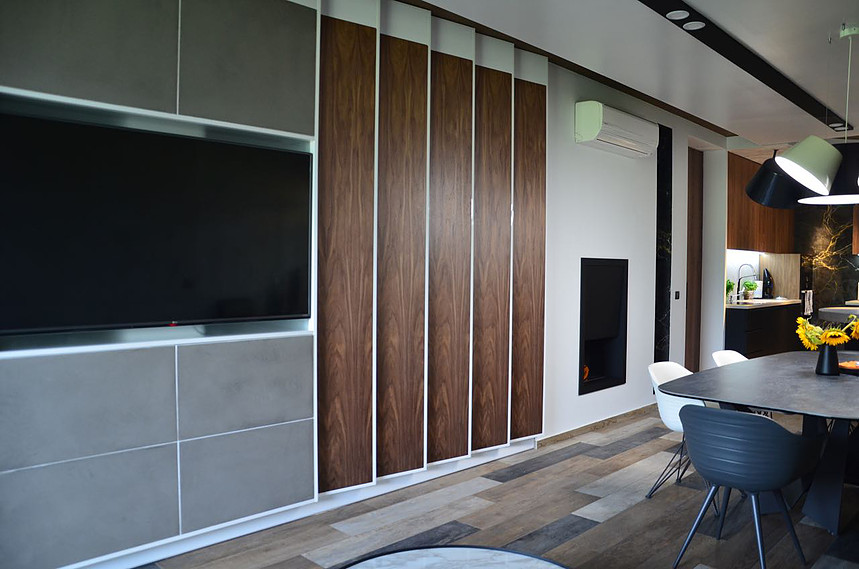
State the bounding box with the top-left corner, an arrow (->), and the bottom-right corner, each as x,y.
543,64 -> 726,438
700,150 -> 729,371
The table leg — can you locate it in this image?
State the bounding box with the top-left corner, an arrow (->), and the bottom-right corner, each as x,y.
803,419 -> 850,534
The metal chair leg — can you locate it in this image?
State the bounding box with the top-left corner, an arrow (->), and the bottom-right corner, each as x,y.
647,437 -> 687,499
716,487 -> 732,540
750,493 -> 767,569
673,484 -> 720,569
774,488 -> 806,565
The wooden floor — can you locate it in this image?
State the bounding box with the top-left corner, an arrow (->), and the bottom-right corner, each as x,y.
147,406 -> 859,569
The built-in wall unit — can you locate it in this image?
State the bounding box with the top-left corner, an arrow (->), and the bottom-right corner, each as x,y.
0,0 -> 733,567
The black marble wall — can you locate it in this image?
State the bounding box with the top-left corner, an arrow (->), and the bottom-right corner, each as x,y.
654,125 -> 672,361
795,205 -> 859,315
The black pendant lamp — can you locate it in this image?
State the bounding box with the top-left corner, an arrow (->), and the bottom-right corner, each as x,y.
745,150 -> 816,208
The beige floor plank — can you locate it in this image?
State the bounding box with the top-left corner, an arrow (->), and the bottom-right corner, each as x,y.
331,477 -> 499,536
303,496 -> 493,568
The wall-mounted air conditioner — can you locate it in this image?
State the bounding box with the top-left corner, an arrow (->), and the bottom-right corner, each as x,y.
575,101 -> 659,159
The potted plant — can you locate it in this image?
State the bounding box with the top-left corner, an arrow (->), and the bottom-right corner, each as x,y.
726,279 -> 735,303
742,280 -> 757,300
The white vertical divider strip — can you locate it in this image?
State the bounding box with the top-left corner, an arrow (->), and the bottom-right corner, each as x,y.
174,346 -> 182,533
321,0 -> 377,27
542,65 -> 549,438
310,1 -> 322,501
371,0 -> 381,485
418,6 -> 432,470
513,49 -> 549,85
175,0 -> 182,114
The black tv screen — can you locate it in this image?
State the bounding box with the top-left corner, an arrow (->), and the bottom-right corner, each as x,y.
0,112 -> 311,335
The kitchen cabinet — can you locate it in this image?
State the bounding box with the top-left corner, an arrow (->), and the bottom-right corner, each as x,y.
727,153 -> 795,253
725,302 -> 802,358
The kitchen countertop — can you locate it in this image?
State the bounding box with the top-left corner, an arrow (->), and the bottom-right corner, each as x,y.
725,299 -> 801,310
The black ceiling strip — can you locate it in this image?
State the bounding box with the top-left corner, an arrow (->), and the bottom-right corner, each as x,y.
637,0 -> 851,131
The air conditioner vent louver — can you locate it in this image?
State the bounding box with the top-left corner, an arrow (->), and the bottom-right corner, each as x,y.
575,101 -> 659,159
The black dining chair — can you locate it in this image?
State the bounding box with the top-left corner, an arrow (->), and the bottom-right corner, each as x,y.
673,406 -> 823,569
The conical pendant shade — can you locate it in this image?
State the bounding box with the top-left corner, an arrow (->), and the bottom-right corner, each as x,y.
798,143 -> 859,204
775,135 -> 842,195
745,157 -> 815,208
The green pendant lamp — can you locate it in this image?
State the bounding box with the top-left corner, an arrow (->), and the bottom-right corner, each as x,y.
775,135 -> 842,196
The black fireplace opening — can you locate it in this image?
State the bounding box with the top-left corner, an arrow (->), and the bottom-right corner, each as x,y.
579,258 -> 628,395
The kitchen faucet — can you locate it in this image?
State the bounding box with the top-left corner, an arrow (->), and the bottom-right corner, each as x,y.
737,263 -> 758,292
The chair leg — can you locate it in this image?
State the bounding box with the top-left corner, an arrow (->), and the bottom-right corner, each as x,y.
647,437 -> 687,499
774,488 -> 806,565
673,484 -> 720,569
750,493 -> 767,569
716,487 -> 732,540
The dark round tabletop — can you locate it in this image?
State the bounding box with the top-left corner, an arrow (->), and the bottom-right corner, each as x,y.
659,350 -> 859,421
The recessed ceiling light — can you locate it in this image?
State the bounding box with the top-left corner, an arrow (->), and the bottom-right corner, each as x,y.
666,10 -> 689,20
829,122 -> 844,127
683,21 -> 706,31
834,125 -> 849,131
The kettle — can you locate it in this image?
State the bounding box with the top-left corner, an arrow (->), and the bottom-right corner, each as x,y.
762,268 -> 774,299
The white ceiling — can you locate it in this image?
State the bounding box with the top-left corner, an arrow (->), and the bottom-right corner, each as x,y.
425,0 -> 859,146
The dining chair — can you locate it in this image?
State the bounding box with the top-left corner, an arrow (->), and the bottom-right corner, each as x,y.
711,349 -> 747,366
673,406 -> 824,569
711,350 -> 772,417
645,362 -> 706,499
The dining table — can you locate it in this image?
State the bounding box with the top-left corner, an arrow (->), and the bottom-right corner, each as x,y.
659,350 -> 859,535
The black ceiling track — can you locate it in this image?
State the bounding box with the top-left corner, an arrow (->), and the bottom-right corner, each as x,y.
638,0 -> 852,132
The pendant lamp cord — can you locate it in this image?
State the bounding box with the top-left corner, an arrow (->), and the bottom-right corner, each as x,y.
846,34 -> 852,143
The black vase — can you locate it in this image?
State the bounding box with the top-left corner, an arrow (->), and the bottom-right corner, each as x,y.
815,344 -> 840,376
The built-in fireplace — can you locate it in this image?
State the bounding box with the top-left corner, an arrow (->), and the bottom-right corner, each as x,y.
579,258 -> 628,395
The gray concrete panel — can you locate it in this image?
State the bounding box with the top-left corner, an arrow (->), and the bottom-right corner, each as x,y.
180,420 -> 314,532
177,336 -> 313,439
0,347 -> 177,471
0,444 -> 179,569
179,0 -> 317,134
0,0 -> 179,111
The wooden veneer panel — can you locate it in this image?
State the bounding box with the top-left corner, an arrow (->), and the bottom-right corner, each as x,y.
685,148 -> 704,372
317,16 -> 376,492
376,35 -> 428,476
427,51 -> 473,463
511,79 -> 546,440
472,65 -> 512,451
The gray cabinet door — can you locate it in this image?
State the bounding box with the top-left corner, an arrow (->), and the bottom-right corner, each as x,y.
179,0 -> 317,134
0,0 -> 179,112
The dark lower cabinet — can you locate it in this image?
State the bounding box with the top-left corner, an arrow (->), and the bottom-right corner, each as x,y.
725,304 -> 802,358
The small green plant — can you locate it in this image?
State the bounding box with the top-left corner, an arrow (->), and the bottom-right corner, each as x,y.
743,280 -> 758,292
726,279 -> 735,296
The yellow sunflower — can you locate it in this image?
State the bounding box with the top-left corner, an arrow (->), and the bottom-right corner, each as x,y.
822,329 -> 850,346
797,325 -> 817,350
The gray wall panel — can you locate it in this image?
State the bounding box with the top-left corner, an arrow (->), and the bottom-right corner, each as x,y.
179,0 -> 317,134
0,444 -> 179,569
0,347 -> 177,471
0,0 -> 179,112
177,336 -> 313,439
180,420 -> 314,532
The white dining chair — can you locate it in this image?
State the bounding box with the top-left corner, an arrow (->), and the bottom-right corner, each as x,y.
712,350 -> 771,417
646,361 -> 706,499
712,349 -> 747,367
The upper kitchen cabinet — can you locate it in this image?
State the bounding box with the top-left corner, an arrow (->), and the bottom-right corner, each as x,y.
0,0 -> 179,112
727,153 -> 794,253
179,0 -> 317,135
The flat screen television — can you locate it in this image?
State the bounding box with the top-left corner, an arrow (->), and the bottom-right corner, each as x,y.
0,112 -> 311,335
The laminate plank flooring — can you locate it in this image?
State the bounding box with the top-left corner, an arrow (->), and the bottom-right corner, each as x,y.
151,406 -> 857,569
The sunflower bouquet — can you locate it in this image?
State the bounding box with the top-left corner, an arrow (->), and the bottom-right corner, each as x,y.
795,315 -> 859,350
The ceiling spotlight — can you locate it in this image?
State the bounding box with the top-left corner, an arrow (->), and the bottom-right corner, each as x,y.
834,125 -> 849,131
829,122 -> 844,127
666,10 -> 689,20
682,21 -> 706,31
